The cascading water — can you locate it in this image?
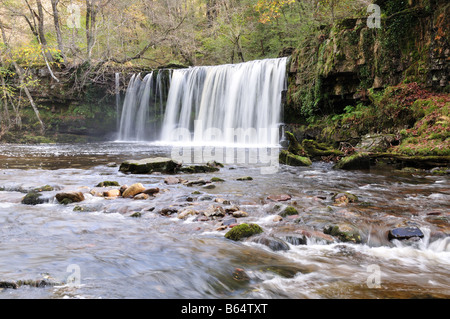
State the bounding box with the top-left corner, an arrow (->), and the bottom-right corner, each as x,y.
117,58 -> 287,145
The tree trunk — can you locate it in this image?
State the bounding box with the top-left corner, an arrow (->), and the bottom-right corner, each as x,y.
51,0 -> 66,62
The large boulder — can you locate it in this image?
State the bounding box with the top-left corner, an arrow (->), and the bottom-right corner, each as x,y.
279,150 -> 312,167
334,152 -> 371,170
119,157 -> 181,174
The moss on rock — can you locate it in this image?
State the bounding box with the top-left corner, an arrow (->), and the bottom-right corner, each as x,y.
224,223 -> 263,241
279,150 -> 312,167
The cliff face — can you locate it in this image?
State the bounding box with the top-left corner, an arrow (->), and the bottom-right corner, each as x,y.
285,0 -> 449,124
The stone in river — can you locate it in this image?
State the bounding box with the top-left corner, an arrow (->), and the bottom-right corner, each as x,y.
133,193 -> 150,200
119,157 -> 181,174
143,188 -> 160,195
96,181 -> 120,187
224,223 -> 263,241
323,224 -> 362,243
122,183 -> 146,198
250,234 -> 290,251
177,209 -> 197,219
388,227 -> 424,241
267,194 -> 291,202
103,189 -> 121,198
236,176 -> 253,181
21,192 -> 46,205
279,206 -> 299,217
232,210 -> 249,218
55,192 -> 85,205
164,176 -> 181,185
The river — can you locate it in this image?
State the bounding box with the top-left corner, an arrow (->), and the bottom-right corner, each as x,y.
0,142 -> 448,299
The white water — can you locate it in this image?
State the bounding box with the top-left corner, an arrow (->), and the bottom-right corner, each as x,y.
118,58 -> 287,145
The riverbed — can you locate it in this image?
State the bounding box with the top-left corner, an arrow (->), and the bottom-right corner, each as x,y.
0,142 -> 449,299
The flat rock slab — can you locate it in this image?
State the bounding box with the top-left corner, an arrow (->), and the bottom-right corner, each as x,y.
388,227 -> 424,241
119,157 -> 181,174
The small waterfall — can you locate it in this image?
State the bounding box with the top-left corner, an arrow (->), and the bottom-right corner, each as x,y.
117,58 -> 287,145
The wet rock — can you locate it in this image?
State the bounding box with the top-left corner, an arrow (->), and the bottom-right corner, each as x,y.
202,184 -> 216,189
203,205 -> 226,218
430,167 -> 450,175
334,152 -> 371,170
207,160 -> 224,168
119,157 -> 181,174
0,277 -> 61,289
130,212 -> 142,218
332,192 -> 358,205
106,162 -> 117,167
178,165 -> 220,174
285,235 -> 308,245
267,194 -> 291,202
232,268 -> 250,282
198,195 -> 214,201
224,205 -> 240,213
279,206 -> 299,218
301,139 -> 343,159
177,209 -> 198,219
185,179 -> 208,186
159,207 -> 179,216
285,131 -> 308,156
232,210 -> 249,218
122,183 -> 146,198
119,185 -> 129,195
21,192 -> 45,205
250,234 -> 290,251
103,189 -> 121,198
236,176 -> 253,181
55,192 -> 85,205
96,181 -> 120,187
133,193 -> 150,200
215,198 -> 231,205
164,176 -> 181,185
222,217 -> 238,226
323,224 -> 362,243
224,223 -> 263,241
273,215 -> 283,222
33,185 -> 54,192
211,177 -> 225,182
143,188 -> 160,196
279,150 -> 312,167
388,227 -> 424,241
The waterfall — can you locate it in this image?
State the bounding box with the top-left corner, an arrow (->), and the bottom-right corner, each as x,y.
117,58 -> 287,145
115,73 -> 121,131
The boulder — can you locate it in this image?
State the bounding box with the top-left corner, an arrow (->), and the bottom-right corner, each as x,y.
55,192 -> 85,205
334,152 -> 371,170
355,134 -> 398,153
323,224 -> 362,243
177,209 -> 198,219
21,192 -> 45,205
332,192 -> 358,205
279,150 -> 312,167
119,157 -> 181,174
388,227 -> 424,241
224,223 -> 263,241
236,176 -> 253,181
133,193 -> 150,200
122,183 -> 146,198
164,176 -> 181,185
142,188 -> 160,195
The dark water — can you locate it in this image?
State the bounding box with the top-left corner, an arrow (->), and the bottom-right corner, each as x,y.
0,142 -> 449,299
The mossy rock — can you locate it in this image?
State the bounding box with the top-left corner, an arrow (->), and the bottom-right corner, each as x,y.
323,224 -> 362,243
119,157 -> 182,174
334,152 -> 371,170
211,177 -> 225,182
96,181 -> 120,187
33,185 -> 54,192
236,176 -> 253,181
332,192 -> 359,204
301,139 -> 343,158
224,223 -> 263,241
285,131 -> 308,156
178,165 -> 220,174
279,150 -> 312,167
21,192 -> 45,205
279,206 -> 299,217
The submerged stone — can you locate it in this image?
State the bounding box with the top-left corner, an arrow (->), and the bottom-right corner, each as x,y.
96,181 -> 120,187
279,206 -> 299,217
324,224 -> 362,243
250,234 -> 290,251
119,157 -> 181,174
224,223 -> 263,241
388,227 -> 424,241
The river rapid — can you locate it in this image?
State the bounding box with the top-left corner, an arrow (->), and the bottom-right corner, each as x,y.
0,142 -> 449,299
